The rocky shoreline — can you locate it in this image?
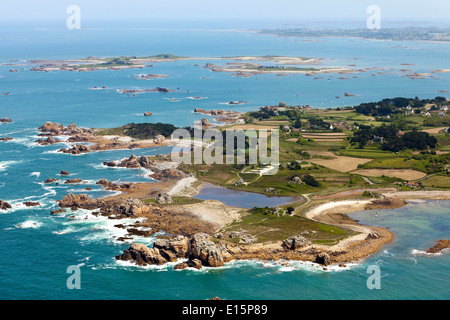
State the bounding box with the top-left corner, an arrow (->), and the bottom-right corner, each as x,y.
35,121 -> 172,153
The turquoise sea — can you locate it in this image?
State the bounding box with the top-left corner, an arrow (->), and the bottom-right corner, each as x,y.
0,25 -> 449,299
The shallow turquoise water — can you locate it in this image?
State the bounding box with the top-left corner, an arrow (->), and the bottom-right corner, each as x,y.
0,27 -> 449,299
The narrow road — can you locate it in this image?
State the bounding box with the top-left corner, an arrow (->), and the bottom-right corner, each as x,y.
362,176 -> 375,185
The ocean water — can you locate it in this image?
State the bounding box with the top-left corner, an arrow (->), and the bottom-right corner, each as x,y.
0,25 -> 449,300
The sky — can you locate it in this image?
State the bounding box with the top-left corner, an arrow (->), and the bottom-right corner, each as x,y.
0,0 -> 449,28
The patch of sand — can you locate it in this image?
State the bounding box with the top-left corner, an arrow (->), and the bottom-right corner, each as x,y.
177,200 -> 244,230
421,127 -> 448,134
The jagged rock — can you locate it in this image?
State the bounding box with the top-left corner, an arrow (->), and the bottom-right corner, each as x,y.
188,234 -> 229,267
366,232 -> 381,240
103,161 -> 118,167
154,235 -> 189,257
201,118 -> 210,127
60,170 -> 70,176
426,239 -> 450,254
38,122 -> 65,135
0,200 -> 12,210
0,137 -> 13,141
64,178 -> 83,184
119,155 -> 141,168
115,243 -> 167,266
59,144 -> 90,155
153,135 -> 165,144
119,198 -> 145,217
291,176 -> 303,185
116,233 -> 232,269
44,178 -> 57,184
315,253 -> 331,266
239,234 -> 257,244
0,117 -> 12,123
155,192 -> 173,204
58,193 -> 99,210
51,208 -> 66,215
283,235 -> 311,250
150,168 -> 186,181
154,87 -> 170,92
36,137 -> 61,145
174,262 -> 190,270
144,112 -> 153,116
174,259 -> 203,270
230,231 -> 242,239
23,201 -> 40,207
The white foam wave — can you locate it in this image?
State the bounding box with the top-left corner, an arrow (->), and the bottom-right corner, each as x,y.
411,249 -> 444,256
16,220 -> 43,229
30,172 -> 41,178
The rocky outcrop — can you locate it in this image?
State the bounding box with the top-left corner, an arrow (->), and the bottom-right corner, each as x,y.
116,243 -> 167,266
0,117 -> 12,123
0,137 -> 13,141
153,135 -> 165,144
144,112 -> 153,116
315,252 -> 331,266
58,193 -> 100,210
60,170 -> 70,176
291,176 -> 303,185
44,178 -> 57,184
96,179 -> 133,191
35,137 -> 61,145
114,155 -> 155,169
154,235 -> 189,258
426,239 -> 450,254
0,200 -> 12,210
64,179 -> 83,184
38,122 -> 65,135
155,192 -> 173,204
51,208 -> 66,215
283,235 -> 311,250
103,161 -> 118,167
117,198 -> 145,217
116,233 -> 233,269
201,118 -> 211,128
38,122 -> 93,138
23,201 -> 40,207
150,168 -> 186,181
59,144 -> 90,155
188,233 -> 232,267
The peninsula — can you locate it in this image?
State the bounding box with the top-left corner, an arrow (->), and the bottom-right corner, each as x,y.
23,95 -> 450,271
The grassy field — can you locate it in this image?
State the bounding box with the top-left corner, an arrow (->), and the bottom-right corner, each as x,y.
222,212 -> 356,245
421,175 -> 450,188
